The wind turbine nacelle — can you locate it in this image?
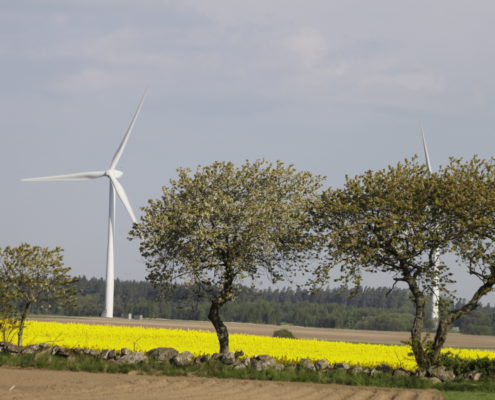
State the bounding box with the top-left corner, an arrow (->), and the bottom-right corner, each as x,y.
105,169 -> 124,179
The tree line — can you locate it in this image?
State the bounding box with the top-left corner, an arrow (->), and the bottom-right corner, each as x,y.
31,276 -> 495,335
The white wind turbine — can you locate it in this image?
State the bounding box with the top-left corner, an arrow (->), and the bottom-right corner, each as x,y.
421,124 -> 440,323
22,91 -> 147,318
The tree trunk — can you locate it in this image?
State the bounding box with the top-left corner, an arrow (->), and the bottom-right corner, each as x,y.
410,291 -> 429,369
431,318 -> 450,363
208,301 -> 229,353
17,302 -> 31,346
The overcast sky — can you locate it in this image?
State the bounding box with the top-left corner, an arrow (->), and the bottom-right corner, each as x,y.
2,1 -> 495,303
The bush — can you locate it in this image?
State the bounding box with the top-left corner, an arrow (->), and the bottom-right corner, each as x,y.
437,352 -> 495,376
273,329 -> 295,339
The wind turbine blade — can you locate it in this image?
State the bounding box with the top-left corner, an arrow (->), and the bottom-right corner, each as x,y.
109,176 -> 137,223
421,124 -> 433,173
110,90 -> 147,170
22,171 -> 106,182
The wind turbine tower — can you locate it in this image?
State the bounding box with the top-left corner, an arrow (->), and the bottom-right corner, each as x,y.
421,125 -> 440,323
22,91 -> 147,318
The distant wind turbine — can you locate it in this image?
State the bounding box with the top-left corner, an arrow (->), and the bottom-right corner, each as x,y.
22,91 -> 147,318
421,124 -> 440,323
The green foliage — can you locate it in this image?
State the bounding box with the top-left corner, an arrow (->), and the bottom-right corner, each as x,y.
354,312 -> 413,331
436,352 -> 495,377
314,156 -> 495,369
0,243 -> 78,345
130,160 -> 323,298
273,328 -> 295,338
314,157 -> 454,290
130,160 -> 323,352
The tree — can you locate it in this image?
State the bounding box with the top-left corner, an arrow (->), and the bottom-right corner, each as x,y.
313,157 -> 495,370
0,244 -> 78,346
130,160 -> 323,353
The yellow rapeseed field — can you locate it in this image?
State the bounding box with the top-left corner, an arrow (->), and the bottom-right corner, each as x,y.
21,321 -> 495,371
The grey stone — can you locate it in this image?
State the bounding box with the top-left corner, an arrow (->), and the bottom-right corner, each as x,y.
172,351 -> 194,367
50,346 -> 61,355
199,354 -> 211,363
393,368 -> 412,377
415,369 -> 427,377
375,363 -> 393,373
38,343 -> 51,350
21,345 -> 41,354
250,359 -> 264,370
88,349 -> 100,357
299,358 -> 316,371
117,352 -> 147,364
73,348 -> 84,355
333,362 -> 350,370
146,347 -> 179,362
428,366 -> 456,382
349,365 -> 364,374
5,343 -> 23,354
425,377 -> 442,384
233,362 -> 247,369
466,371 -> 482,382
251,355 -> 284,371
194,355 -> 212,364
241,357 -> 251,367
273,362 -> 285,371
107,350 -> 117,360
314,359 -> 330,371
54,347 -> 72,358
370,368 -> 383,377
121,348 -> 131,356
100,349 -> 112,360
219,352 -> 236,365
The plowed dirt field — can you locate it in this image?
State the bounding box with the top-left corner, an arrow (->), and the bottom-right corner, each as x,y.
0,367 -> 443,400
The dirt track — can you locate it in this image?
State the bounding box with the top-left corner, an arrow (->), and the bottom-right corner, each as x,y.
0,367 -> 443,400
32,316 -> 495,349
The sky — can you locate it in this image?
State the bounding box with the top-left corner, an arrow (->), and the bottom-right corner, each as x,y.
2,1 -> 495,303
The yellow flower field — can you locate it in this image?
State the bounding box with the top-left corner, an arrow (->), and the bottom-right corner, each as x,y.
21,321 -> 495,371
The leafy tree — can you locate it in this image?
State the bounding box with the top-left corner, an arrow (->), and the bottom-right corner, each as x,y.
0,244 -> 77,345
313,157 -> 495,370
130,160 -> 323,353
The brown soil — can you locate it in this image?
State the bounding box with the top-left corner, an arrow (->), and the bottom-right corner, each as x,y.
0,367 -> 443,400
32,316 -> 495,349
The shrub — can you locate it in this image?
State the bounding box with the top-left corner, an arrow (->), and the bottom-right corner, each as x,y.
273,329 -> 295,339
437,352 -> 495,376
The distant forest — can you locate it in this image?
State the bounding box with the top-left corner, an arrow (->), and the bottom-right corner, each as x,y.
32,276 -> 495,335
